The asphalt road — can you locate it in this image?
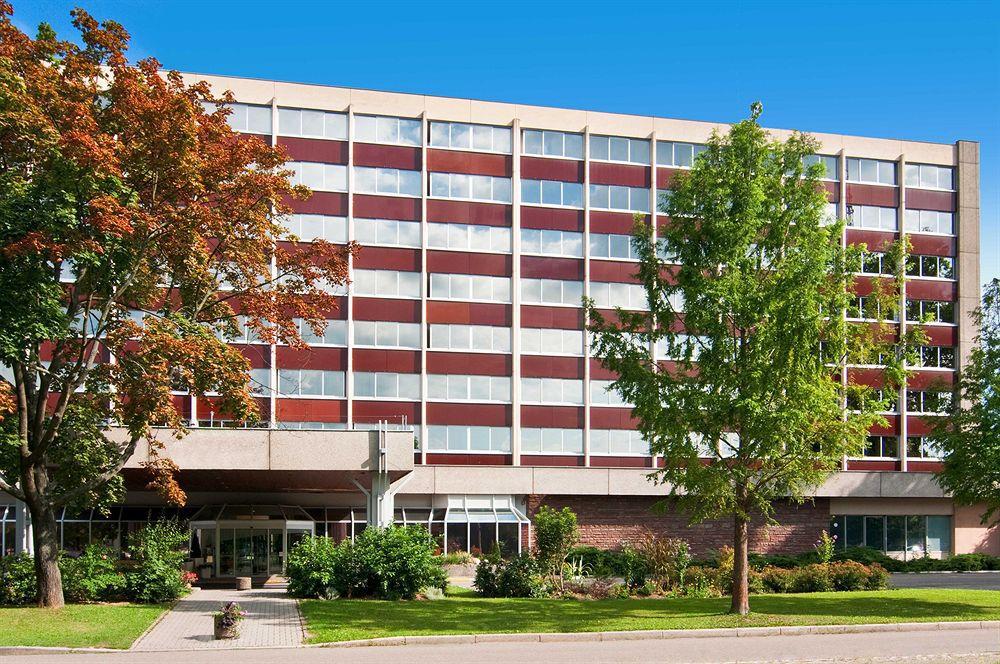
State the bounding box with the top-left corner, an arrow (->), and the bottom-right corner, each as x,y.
3,627 -> 999,664
891,572 -> 1000,590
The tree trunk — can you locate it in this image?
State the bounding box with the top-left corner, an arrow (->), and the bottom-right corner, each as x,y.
730,513 -> 750,615
27,497 -> 65,609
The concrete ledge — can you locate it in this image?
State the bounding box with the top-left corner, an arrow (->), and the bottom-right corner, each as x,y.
316,620 -> 1000,649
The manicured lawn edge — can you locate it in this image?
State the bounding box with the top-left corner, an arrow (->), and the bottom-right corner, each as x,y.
299,588 -> 1000,644
0,603 -> 170,649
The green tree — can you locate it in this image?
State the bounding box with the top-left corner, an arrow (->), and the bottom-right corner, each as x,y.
587,103 -> 892,614
933,279 -> 1000,520
533,505 -> 579,585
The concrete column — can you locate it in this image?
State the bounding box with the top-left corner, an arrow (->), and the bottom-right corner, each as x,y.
955,141 -> 981,374
15,501 -> 32,555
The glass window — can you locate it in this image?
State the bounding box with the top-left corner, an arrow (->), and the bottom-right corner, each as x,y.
520,228 -> 584,257
803,154 -> 840,180
276,369 -> 345,398
353,167 -> 421,197
220,102 -> 272,135
905,164 -> 954,191
429,173 -> 512,203
520,278 -> 584,306
865,516 -> 885,550
288,162 -> 348,192
847,205 -> 897,231
590,135 -> 651,165
426,374 -> 510,402
904,209 -> 954,235
589,184 -> 649,213
522,129 -> 584,159
590,233 -> 639,260
926,516 -> 952,553
520,377 -> 584,405
520,428 -> 584,454
278,107 -> 347,140
429,273 -> 511,302
847,158 -> 897,185
352,269 -> 421,299
429,324 -> 511,353
520,328 -> 583,356
354,114 -> 421,146
521,179 -> 584,208
427,223 -> 510,253
656,141 -> 707,168
354,218 -> 421,248
429,121 -> 512,154
590,282 -> 648,310
354,372 -> 420,400
280,214 -> 348,243
296,318 -> 347,346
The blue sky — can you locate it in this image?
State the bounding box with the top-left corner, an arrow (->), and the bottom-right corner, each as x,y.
13,0 -> 1000,285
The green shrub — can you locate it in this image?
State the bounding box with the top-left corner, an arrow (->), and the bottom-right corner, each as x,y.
792,564 -> 833,593
827,560 -> 870,591
60,545 -> 124,602
337,526 -> 445,600
436,551 -> 475,566
619,544 -> 649,589
948,553 -> 988,572
533,506 -> 579,577
474,551 -> 546,598
0,553 -> 36,605
123,521 -> 189,603
834,546 -> 897,568
747,568 -> 766,594
760,566 -> 795,593
639,536 -> 692,591
286,535 -> 342,598
866,563 -> 890,590
684,565 -> 723,597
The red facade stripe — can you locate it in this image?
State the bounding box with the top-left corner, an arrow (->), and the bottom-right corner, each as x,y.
427,199 -> 511,226
906,188 -> 956,212
589,162 -> 651,188
520,405 -> 584,428
846,183 -> 899,207
520,156 -> 584,183
426,300 -> 512,325
352,349 -> 421,373
277,137 -> 348,164
353,194 -> 422,220
428,149 -> 511,177
290,191 -> 348,216
353,297 -> 422,323
426,352 -> 512,376
353,143 -> 421,170
353,246 -> 422,271
520,305 -> 584,329
427,250 -> 511,276
276,346 -> 347,371
520,206 -> 584,232
520,355 -> 584,379
521,255 -> 584,280
426,402 -> 511,425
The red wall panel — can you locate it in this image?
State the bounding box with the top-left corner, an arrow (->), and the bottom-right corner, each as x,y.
353,399 -> 421,424
907,460 -> 943,473
276,346 -> 347,371
427,149 -> 511,177
521,455 -> 585,467
353,298 -> 422,323
277,137 -> 348,164
590,408 -> 638,429
520,305 -> 583,329
427,200 -> 511,226
521,355 -> 584,379
921,325 -> 957,346
847,367 -> 887,388
591,211 -> 643,234
590,261 -> 640,283
290,192 -> 348,216
907,370 -> 954,391
590,163 -> 650,187
353,247 -> 422,271
353,194 -> 421,220
906,189 -> 955,212
590,359 -> 619,381
520,256 -> 583,280
276,399 -> 346,423
427,250 -> 511,276
426,301 -> 511,326
426,352 -> 512,376
425,453 -> 509,465
846,184 -> 898,207
845,229 -> 897,252
907,280 -> 956,301
909,235 -> 955,256
426,402 -> 511,426
822,181 -> 840,203
521,157 -> 584,182
591,456 -> 651,468
656,168 -> 680,190
353,143 -> 421,170
353,349 -> 421,373
521,405 -> 584,428
847,460 -> 899,472
520,206 -> 584,232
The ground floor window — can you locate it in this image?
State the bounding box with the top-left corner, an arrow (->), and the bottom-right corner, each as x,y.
830,514 -> 952,557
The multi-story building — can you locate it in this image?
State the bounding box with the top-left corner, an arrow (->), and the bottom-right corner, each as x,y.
0,73 -> 990,579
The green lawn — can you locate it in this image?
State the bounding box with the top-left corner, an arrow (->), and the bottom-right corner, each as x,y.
0,603 -> 168,649
300,588 -> 1000,644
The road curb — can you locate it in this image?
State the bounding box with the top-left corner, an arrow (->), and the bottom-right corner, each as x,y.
315,620 -> 1000,648
2,619 -> 996,655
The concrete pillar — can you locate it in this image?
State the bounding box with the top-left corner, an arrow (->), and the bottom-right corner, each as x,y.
14,501 -> 32,555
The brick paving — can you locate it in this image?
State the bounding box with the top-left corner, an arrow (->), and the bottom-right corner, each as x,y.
132,587 -> 303,651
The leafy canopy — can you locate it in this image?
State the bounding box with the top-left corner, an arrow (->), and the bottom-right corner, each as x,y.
933,279 -> 1000,521
587,103 -> 885,525
0,1 -> 354,510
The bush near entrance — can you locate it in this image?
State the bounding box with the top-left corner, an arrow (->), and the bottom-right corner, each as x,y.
0,521 -> 190,606
286,525 -> 447,600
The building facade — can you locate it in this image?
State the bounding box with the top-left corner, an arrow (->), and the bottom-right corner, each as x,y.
1,73 -> 991,577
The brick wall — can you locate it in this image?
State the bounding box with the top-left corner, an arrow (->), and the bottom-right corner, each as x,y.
525,494 -> 831,556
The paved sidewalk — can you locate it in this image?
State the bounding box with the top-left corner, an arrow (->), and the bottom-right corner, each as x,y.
892,571 -> 1000,590
132,587 -> 303,651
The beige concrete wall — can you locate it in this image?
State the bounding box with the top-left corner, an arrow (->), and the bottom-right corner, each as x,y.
957,140 -> 981,371
828,497 -> 953,515
180,72 -> 958,166
121,427 -> 414,473
954,503 -> 1000,555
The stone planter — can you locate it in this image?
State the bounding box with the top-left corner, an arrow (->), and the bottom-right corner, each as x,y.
213,615 -> 241,640
235,576 -> 251,591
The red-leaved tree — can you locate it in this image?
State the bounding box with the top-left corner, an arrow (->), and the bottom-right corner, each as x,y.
0,3 -> 354,607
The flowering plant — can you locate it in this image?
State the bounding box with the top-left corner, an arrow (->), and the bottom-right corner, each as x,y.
214,602 -> 248,629
814,530 -> 837,564
181,571 -> 198,586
